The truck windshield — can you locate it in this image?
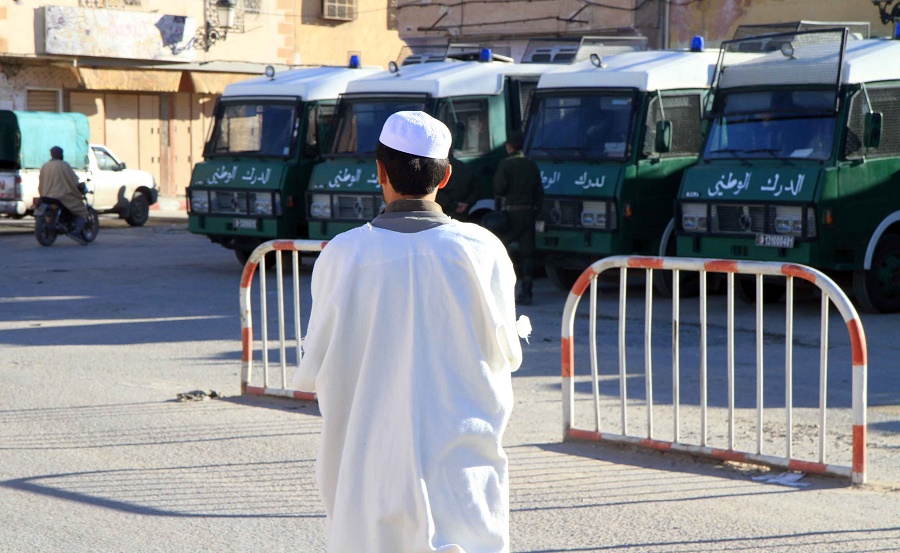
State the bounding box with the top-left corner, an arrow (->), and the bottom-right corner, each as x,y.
703,90 -> 836,161
527,93 -> 635,160
330,97 -> 429,156
206,101 -> 299,157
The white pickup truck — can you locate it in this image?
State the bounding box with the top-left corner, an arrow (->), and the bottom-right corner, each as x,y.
0,144 -> 158,226
82,144 -> 159,226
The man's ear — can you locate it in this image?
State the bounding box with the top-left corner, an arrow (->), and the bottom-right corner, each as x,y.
376,159 -> 388,187
436,163 -> 453,190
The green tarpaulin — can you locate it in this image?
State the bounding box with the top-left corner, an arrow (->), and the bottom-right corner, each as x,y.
0,111 -> 90,170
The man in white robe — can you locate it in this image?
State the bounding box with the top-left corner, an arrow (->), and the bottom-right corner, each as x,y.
293,111 -> 523,553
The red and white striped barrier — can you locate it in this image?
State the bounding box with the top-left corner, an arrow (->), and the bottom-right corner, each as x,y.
239,239 -> 326,401
561,256 -> 868,485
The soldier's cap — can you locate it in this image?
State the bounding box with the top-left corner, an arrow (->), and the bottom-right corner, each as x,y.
379,111 -> 451,160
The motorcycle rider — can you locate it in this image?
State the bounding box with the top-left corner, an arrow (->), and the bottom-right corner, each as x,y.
38,146 -> 88,243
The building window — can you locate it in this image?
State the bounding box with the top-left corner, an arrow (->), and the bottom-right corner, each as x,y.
323,0 -> 357,21
78,0 -> 143,8
26,90 -> 61,112
245,0 -> 261,15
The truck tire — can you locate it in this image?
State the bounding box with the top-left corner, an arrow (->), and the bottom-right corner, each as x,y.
734,274 -> 785,305
125,193 -> 150,227
853,233 -> 900,313
545,265 -> 582,292
652,226 -> 699,298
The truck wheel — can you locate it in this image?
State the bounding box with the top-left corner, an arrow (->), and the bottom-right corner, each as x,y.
734,274 -> 785,304
235,248 -> 279,269
83,207 -> 100,243
34,214 -> 57,246
545,265 -> 583,291
652,228 -> 699,298
853,234 -> 900,313
125,193 -> 150,227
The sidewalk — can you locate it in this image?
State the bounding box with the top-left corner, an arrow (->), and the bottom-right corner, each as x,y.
149,194 -> 187,218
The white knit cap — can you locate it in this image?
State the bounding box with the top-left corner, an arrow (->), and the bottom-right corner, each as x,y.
379,111 -> 451,159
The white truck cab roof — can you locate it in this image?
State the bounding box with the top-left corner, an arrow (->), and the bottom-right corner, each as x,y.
222,66 -> 383,101
843,39 -> 900,84
344,60 -> 562,98
536,49 -> 723,92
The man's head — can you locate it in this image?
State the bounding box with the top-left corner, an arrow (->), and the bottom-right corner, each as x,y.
505,131 -> 525,154
376,111 -> 451,199
50,146 -> 64,160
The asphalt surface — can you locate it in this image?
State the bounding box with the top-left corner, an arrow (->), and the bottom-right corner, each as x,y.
1,204 -> 898,552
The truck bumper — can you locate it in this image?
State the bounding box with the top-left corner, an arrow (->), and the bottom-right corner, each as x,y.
0,200 -> 27,216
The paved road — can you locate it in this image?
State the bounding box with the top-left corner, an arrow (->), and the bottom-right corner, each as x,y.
1,213 -> 898,552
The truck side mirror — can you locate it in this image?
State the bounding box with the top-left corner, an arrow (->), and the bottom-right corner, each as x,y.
655,120 -> 673,154
864,112 -> 883,149
118,161 -> 126,171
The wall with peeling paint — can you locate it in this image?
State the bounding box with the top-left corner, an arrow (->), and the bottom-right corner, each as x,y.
669,0 -> 893,48
396,0 -> 892,55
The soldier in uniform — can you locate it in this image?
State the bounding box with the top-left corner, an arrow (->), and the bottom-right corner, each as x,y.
493,131 -> 543,305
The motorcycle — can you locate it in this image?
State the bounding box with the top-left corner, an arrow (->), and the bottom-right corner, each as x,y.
33,188 -> 99,246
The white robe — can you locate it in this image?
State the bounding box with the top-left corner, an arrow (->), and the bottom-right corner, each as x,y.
293,220 -> 522,553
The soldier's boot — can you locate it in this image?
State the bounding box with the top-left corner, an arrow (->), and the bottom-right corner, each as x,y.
516,281 -> 533,306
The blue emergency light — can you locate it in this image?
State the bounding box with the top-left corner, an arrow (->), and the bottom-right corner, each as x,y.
479,48 -> 492,62
349,54 -> 361,68
691,36 -> 705,52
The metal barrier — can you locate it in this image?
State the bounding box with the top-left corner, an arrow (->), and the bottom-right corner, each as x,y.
561,256 -> 868,485
239,239 -> 326,401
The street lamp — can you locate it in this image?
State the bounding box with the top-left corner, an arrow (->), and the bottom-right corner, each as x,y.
872,0 -> 900,25
195,0 -> 237,51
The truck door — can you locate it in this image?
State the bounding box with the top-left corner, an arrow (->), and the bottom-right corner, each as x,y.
506,77 -> 540,133
634,92 -> 704,253
89,145 -> 123,209
837,85 -> 900,267
436,97 -> 495,201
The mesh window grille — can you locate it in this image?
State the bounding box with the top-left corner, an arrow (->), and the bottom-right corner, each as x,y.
718,29 -> 846,89
845,87 -> 900,159
643,95 -> 702,157
323,0 -> 357,21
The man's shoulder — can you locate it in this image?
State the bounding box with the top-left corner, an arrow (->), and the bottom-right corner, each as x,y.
440,221 -> 506,250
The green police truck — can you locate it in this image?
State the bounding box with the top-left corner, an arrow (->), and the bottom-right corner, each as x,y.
525,40 -> 722,290
186,62 -> 381,264
674,29 -> 900,312
305,41 -> 611,241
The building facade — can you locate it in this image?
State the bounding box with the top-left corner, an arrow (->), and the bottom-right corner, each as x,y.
395,0 -> 893,58
0,1 -> 403,196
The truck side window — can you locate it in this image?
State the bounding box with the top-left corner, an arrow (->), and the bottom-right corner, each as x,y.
93,148 -> 118,171
845,87 -> 900,159
438,99 -> 490,157
643,94 -> 702,157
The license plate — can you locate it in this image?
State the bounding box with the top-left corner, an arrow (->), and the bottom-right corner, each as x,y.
755,234 -> 794,248
232,218 -> 258,230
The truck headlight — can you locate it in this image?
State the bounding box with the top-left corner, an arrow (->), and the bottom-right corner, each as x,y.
190,189 -> 210,213
681,203 -> 707,232
310,194 -> 332,218
581,201 -> 616,230
252,192 -> 273,215
774,205 -> 801,235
